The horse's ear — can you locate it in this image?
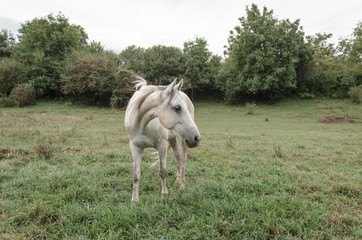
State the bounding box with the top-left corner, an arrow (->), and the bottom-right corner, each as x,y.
164,78 -> 177,97
174,79 -> 183,91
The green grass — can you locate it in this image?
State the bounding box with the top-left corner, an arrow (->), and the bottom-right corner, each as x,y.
1,99 -> 361,239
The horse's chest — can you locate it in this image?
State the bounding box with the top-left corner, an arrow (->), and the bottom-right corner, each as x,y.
131,119 -> 168,148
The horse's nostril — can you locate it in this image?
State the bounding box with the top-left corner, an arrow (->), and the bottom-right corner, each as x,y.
194,136 -> 200,143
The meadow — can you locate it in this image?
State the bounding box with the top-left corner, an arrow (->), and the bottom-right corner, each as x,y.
0,99 -> 361,239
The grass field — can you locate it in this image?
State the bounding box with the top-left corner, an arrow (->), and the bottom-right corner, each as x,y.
0,99 -> 361,239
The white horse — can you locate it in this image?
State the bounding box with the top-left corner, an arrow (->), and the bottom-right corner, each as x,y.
125,76 -> 201,202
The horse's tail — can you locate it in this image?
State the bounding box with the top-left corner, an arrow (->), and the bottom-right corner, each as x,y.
134,76 -> 147,90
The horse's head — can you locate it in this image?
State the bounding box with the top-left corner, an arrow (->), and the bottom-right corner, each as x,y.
157,79 -> 201,148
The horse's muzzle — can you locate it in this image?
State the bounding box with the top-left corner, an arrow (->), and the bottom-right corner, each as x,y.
185,135 -> 201,148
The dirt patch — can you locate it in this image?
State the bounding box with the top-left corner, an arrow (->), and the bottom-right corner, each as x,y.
0,148 -> 33,159
0,148 -> 11,154
319,116 -> 361,124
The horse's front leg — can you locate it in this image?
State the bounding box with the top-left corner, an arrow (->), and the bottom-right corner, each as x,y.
180,140 -> 188,186
169,138 -> 185,189
158,141 -> 168,195
130,143 -> 143,203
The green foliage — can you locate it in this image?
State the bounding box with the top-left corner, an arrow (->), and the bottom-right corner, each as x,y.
223,4 -> 312,101
143,45 -> 187,85
0,29 -> 16,57
2,10 -> 360,105
304,32 -> 362,97
119,45 -> 146,73
61,49 -> 133,106
183,37 -> 222,99
119,45 -> 187,86
348,85 -> 362,103
119,42 -> 222,100
0,96 -> 18,107
0,57 -> 25,95
9,83 -> 36,107
338,22 -> 362,63
86,40 -> 105,53
14,13 -> 88,97
1,83 -> 36,107
183,38 -> 212,93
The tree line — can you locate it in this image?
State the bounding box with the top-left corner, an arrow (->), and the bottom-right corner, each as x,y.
0,4 -> 361,107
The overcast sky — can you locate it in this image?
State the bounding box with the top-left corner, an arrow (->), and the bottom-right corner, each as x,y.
1,0 -> 361,55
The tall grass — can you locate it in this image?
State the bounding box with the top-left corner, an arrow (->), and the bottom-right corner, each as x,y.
0,99 -> 361,239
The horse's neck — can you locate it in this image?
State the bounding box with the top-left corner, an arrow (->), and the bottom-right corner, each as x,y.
133,91 -> 162,132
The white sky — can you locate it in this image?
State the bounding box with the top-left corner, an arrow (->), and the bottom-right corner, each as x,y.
1,0 -> 361,55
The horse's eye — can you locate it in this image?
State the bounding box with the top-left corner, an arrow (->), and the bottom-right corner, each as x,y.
174,105 -> 181,112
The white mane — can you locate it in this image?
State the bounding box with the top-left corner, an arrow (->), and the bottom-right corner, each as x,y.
133,76 -> 148,90
125,77 -> 167,130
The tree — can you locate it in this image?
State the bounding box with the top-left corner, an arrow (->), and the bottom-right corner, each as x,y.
61,49 -> 133,106
222,4 -> 311,101
87,40 -> 105,53
15,13 -> 88,97
338,22 -> 362,63
143,45 -> 187,85
0,58 -> 25,95
119,45 -> 146,73
120,45 -> 187,86
0,29 -> 15,58
304,29 -> 361,97
303,33 -> 338,96
183,37 -> 221,99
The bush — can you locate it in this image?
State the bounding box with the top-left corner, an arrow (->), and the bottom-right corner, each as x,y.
61,50 -> 134,107
0,96 -> 18,107
246,102 -> 256,114
304,57 -> 361,98
0,58 -> 25,95
298,92 -> 315,99
35,136 -> 56,159
303,33 -> 362,98
9,83 -> 36,107
348,85 -> 362,103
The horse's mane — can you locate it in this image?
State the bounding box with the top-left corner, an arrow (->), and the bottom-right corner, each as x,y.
133,76 -> 148,90
125,77 -> 167,127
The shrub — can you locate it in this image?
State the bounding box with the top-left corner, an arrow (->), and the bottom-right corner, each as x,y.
303,33 -> 362,98
348,85 -> 362,103
61,50 -> 134,107
0,58 -> 25,95
110,89 -> 128,109
273,145 -> 283,158
298,92 -> 315,99
9,83 -> 36,107
35,136 -> 56,159
0,96 -> 18,107
246,102 -> 256,114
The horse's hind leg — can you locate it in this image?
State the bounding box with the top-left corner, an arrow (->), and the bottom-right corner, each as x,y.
130,143 -> 143,203
169,138 -> 186,189
158,141 -> 168,195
